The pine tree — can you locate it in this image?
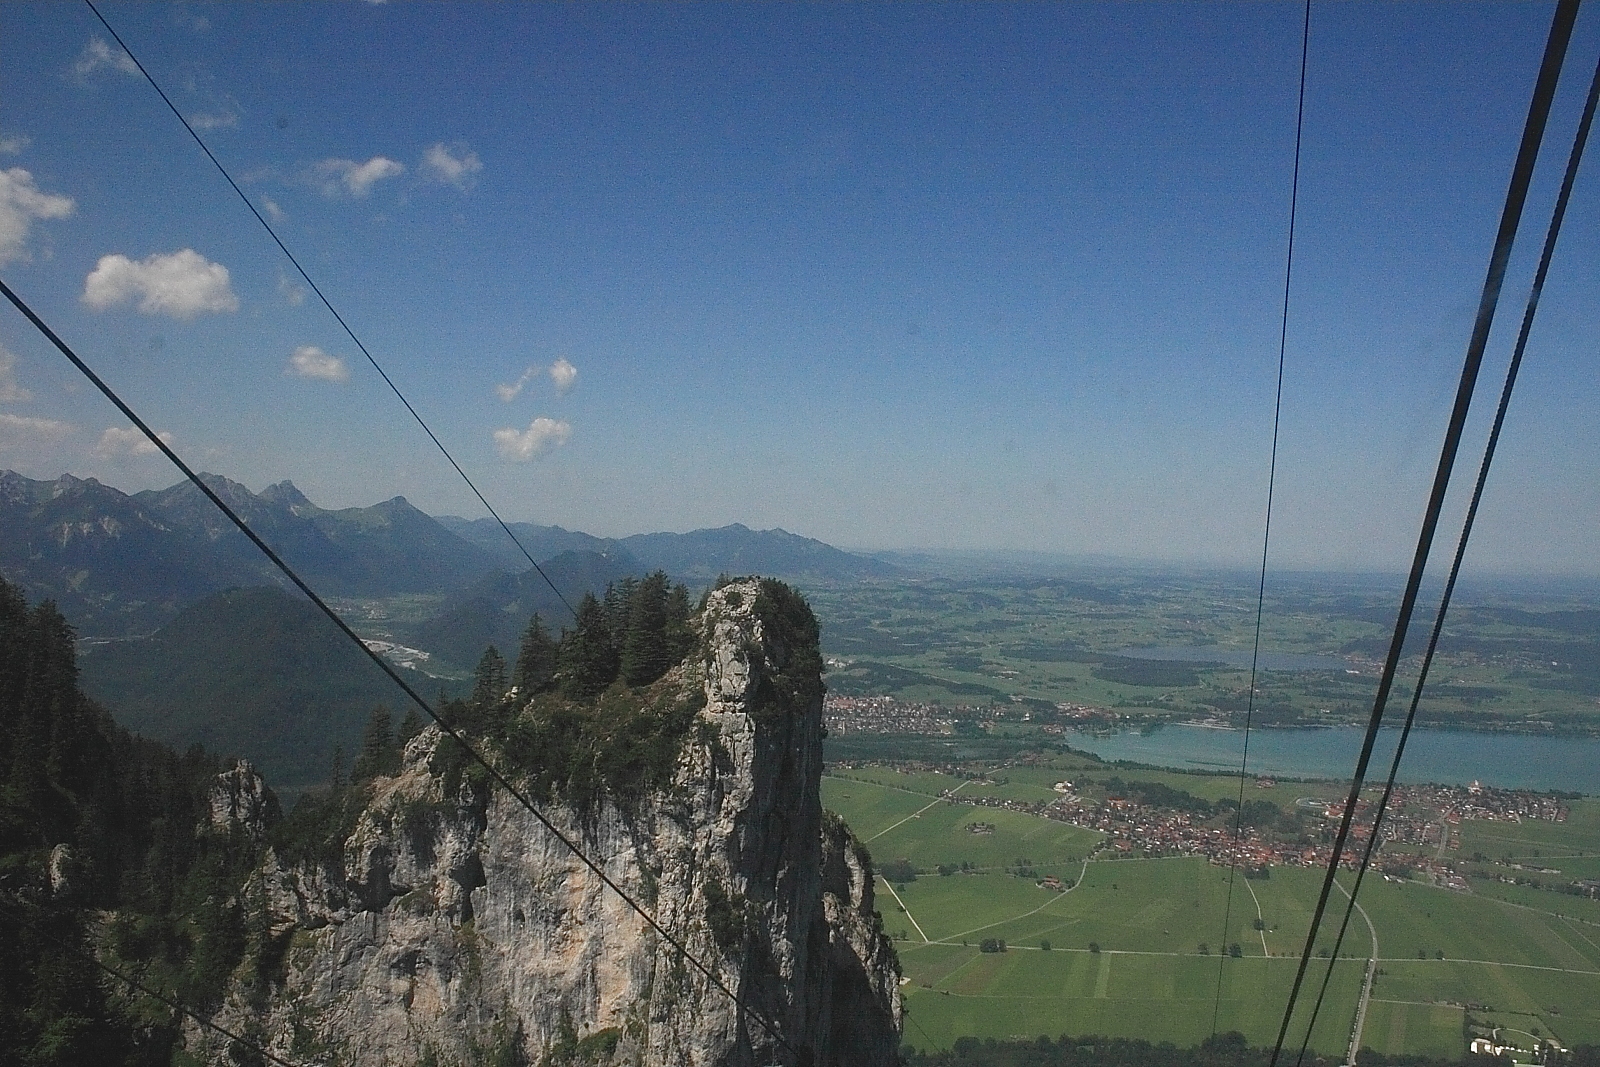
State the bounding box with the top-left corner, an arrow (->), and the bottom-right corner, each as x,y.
602,577 -> 638,641
329,744 -> 346,792
621,571 -> 672,687
557,593 -> 619,700
472,645 -> 509,709
514,613 -> 558,696
397,707 -> 425,750
664,581 -> 695,663
352,706 -> 394,782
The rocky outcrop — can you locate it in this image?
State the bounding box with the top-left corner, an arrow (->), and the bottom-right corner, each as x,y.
193,578 -> 901,1066
207,759 -> 280,841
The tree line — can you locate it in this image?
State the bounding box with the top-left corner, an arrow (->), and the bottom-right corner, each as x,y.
429,571 -> 709,809
467,571 -> 696,713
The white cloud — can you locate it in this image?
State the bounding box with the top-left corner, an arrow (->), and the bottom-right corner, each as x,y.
0,135 -> 30,155
189,106 -> 239,131
548,358 -> 577,394
277,271 -> 305,305
0,346 -> 32,402
494,417 -> 572,461
497,359 -> 578,402
73,37 -> 140,80
0,167 -> 75,266
82,248 -> 239,319
182,78 -> 242,131
262,196 -> 286,222
286,345 -> 349,383
309,156 -> 404,197
0,412 -> 73,442
496,366 -> 539,402
93,426 -> 172,458
421,143 -> 483,190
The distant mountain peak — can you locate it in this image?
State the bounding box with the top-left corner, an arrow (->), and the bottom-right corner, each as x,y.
259,480 -> 316,512
193,472 -> 260,503
618,523 -> 901,582
51,472 -> 96,496
0,469 -> 31,504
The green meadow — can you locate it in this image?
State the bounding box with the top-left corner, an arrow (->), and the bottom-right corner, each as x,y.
824,776 -> 1600,1056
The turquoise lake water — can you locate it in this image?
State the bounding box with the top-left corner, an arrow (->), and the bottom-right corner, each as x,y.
1060,723 -> 1600,793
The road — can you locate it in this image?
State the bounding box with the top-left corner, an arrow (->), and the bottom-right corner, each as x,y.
880,877 -> 931,942
1243,875 -> 1270,956
864,778 -> 973,843
1334,876 -> 1380,1067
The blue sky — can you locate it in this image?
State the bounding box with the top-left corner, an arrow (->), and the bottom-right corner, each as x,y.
2,3 -> 1599,573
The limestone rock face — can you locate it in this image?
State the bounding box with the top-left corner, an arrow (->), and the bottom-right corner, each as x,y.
194,579 -> 900,1066
207,759 -> 280,841
47,843 -> 74,898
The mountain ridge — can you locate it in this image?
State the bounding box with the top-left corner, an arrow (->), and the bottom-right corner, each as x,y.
2,469 -> 900,642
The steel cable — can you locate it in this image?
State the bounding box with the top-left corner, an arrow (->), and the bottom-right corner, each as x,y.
1212,0 -> 1311,1035
1290,40 -> 1600,1067
1265,2 -> 1581,1062
82,0 -> 580,626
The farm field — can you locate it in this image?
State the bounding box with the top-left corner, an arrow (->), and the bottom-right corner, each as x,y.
806,571 -> 1600,733
824,775 -> 1600,1055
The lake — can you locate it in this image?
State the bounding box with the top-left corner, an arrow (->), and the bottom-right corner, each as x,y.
1060,723 -> 1600,793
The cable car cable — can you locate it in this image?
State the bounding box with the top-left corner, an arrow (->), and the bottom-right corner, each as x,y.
0,276 -> 800,1064
1265,2 -> 1580,1062
1289,41 -> 1600,1067
82,0 -> 580,626
1212,0 -> 1311,1034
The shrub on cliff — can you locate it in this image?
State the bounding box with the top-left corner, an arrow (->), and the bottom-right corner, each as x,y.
750,578 -> 824,724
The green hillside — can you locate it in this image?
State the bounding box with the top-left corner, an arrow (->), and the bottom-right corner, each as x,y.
79,586 -> 449,796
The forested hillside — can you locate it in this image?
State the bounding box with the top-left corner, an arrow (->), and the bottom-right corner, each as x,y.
78,585 -> 437,797
0,575 -> 265,1066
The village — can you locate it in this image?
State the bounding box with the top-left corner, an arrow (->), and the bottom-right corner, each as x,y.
822,693 -> 1127,737
824,691 -> 1571,888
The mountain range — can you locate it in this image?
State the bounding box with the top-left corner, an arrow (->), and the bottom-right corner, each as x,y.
439,514 -> 901,584
2,469 -> 902,788
0,470 -> 503,637
0,469 -> 901,642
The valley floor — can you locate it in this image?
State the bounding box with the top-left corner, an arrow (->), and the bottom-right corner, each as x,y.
821,769 -> 1600,1059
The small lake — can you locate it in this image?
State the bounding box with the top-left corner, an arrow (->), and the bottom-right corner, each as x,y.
1060,723 -> 1600,793
1117,645 -> 1352,672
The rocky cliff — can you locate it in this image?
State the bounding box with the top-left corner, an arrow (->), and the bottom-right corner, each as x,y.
194,578 -> 901,1066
